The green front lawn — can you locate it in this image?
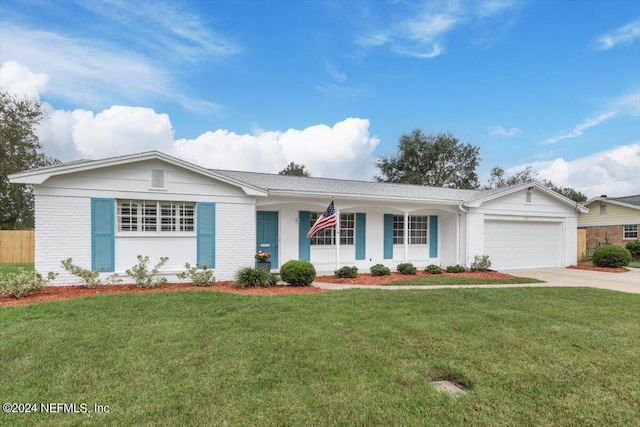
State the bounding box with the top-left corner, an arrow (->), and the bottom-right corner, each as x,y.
628,261 -> 640,269
386,275 -> 543,286
1,289 -> 639,426
0,263 -> 34,274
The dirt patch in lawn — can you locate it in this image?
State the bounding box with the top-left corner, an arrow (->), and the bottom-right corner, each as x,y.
316,270 -> 514,285
0,282 -> 328,307
568,265 -> 629,273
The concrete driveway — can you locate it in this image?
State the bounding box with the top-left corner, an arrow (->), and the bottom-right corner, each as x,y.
312,268 -> 640,294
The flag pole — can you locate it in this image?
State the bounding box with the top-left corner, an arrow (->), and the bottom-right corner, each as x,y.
335,207 -> 340,271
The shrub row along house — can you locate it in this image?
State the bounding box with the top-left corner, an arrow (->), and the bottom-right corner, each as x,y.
9,151 -> 588,285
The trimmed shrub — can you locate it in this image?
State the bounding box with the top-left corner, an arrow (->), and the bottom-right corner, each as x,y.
425,264 -> 443,274
592,245 -> 632,268
125,255 -> 168,288
335,266 -> 358,278
470,255 -> 492,272
397,262 -> 417,275
177,263 -> 215,287
446,265 -> 466,273
625,241 -> 640,261
235,267 -> 274,288
370,264 -> 391,276
280,260 -> 316,286
61,258 -> 121,288
0,269 -> 57,298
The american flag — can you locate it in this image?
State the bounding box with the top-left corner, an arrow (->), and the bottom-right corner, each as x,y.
307,200 -> 337,238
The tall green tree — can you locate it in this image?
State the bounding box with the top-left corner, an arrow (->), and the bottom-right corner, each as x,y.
279,162 -> 311,177
486,165 -> 587,203
0,91 -> 58,229
376,130 -> 481,189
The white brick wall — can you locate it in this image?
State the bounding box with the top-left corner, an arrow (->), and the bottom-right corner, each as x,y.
35,195 -> 91,285
215,202 -> 256,281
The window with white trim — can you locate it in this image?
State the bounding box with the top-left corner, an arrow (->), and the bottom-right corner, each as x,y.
393,215 -> 429,245
117,200 -> 195,232
623,224 -> 638,240
309,212 -> 354,245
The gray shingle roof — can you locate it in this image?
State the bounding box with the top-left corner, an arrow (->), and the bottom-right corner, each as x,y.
213,169 -> 481,202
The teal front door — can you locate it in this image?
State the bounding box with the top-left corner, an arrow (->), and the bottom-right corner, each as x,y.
256,211 -> 279,267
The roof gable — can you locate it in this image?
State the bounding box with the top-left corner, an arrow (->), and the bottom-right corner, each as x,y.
585,195 -> 640,210
8,151 -> 267,197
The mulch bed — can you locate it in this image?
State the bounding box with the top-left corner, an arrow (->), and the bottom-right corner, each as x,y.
316,270 -> 514,285
0,282 -> 328,307
568,265 -> 629,273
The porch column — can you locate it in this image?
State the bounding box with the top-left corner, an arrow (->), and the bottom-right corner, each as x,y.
404,211 -> 409,262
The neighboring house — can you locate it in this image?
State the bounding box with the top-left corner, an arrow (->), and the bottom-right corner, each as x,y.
9,151 -> 587,285
578,195 -> 640,249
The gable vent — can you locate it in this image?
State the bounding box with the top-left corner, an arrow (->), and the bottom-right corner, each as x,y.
151,169 -> 166,189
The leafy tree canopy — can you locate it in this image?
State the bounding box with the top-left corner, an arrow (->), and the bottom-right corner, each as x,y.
375,130 -> 481,189
279,162 -> 311,177
486,165 -> 587,203
1,91 -> 58,229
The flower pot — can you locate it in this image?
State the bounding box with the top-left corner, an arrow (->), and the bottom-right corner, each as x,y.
256,261 -> 271,272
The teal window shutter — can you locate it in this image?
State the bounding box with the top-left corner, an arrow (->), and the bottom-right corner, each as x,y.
383,214 -> 393,260
355,213 -> 366,260
429,215 -> 438,258
298,211 -> 310,261
91,198 -> 115,272
197,203 -> 216,268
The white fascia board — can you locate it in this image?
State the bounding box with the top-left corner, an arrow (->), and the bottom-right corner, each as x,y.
266,189 -> 463,205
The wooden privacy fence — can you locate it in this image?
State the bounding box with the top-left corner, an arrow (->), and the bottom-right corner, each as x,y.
0,230 -> 35,263
577,229 -> 586,261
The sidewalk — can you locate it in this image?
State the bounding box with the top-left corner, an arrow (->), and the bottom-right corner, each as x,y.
312,268 -> 640,294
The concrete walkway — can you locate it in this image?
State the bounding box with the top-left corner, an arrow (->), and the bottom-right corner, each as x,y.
312,268 -> 640,294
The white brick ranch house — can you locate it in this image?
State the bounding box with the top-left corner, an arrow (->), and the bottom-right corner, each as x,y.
9,151 -> 587,284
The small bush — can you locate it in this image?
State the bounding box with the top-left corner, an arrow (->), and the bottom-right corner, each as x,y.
370,264 -> 391,276
0,269 -> 57,299
176,263 -> 215,286
397,262 -> 417,275
625,241 -> 640,261
592,245 -> 632,268
61,258 -> 121,288
446,265 -> 466,273
470,255 -> 492,272
425,264 -> 443,274
581,248 -> 596,262
235,267 -> 274,288
125,255 -> 168,288
280,260 -> 316,286
335,266 -> 358,278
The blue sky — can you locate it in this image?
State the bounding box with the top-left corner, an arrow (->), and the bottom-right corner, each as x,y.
1,0 -> 639,197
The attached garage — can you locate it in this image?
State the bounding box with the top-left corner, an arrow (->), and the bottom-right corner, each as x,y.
484,219 -> 564,270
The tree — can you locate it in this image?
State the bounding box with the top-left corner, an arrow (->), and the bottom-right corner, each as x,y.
375,130 -> 481,189
486,165 -> 587,203
279,162 -> 311,177
0,91 -> 58,229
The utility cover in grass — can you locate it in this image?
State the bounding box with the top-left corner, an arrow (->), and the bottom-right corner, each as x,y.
431,380 -> 468,395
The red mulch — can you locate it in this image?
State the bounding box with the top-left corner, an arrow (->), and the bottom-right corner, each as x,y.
568,265 -> 629,273
0,281 -> 328,307
316,270 -> 514,285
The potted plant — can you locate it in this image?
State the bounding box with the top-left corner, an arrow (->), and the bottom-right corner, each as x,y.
255,251 -> 272,271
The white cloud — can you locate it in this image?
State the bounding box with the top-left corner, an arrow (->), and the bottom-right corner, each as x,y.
0,61 -> 49,99
516,144 -> 640,198
173,118 -> 380,180
489,125 -> 521,137
37,106 -> 174,159
594,20 -> 640,51
543,111 -> 617,144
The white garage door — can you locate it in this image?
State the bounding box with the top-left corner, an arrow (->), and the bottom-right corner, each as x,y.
484,220 -> 563,270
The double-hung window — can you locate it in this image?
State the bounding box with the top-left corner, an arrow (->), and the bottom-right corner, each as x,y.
309,213 -> 355,245
117,200 -> 195,232
393,215 -> 429,245
623,225 -> 638,240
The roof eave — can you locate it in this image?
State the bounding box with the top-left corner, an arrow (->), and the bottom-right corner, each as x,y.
267,189 -> 464,204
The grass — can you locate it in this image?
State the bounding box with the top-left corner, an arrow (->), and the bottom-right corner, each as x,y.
0,263 -> 35,274
384,275 -> 543,286
628,261 -> 640,268
1,288 -> 639,426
